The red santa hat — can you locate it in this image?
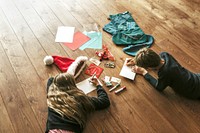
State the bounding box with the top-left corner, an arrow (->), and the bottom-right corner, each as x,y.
43,55 -> 88,78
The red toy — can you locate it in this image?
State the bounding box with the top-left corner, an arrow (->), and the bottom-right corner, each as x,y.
95,45 -> 115,61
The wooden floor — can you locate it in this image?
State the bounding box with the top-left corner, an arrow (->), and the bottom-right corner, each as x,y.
0,0 -> 200,132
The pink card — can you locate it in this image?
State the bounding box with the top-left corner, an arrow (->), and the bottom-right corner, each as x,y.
63,31 -> 90,50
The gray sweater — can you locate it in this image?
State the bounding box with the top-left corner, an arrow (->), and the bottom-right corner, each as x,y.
144,52 -> 200,99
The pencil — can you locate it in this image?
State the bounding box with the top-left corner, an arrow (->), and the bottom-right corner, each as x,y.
91,72 -> 96,79
89,72 -> 96,83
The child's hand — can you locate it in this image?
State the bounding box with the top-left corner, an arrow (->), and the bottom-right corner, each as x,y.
126,58 -> 135,66
90,77 -> 100,86
132,65 -> 148,76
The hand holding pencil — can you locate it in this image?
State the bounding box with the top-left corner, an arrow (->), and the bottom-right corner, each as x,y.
126,58 -> 135,66
89,72 -> 99,86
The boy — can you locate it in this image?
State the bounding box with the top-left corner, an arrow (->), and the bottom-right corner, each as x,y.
126,48 -> 200,99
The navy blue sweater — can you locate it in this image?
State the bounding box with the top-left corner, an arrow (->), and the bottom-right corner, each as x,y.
45,78 -> 110,133
144,52 -> 200,99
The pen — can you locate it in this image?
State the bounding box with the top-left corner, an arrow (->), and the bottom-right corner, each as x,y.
109,83 -> 120,92
115,86 -> 126,94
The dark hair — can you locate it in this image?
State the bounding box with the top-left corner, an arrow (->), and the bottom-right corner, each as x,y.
135,48 -> 161,68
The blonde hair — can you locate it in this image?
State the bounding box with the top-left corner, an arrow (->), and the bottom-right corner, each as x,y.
47,73 -> 95,128
134,47 -> 161,68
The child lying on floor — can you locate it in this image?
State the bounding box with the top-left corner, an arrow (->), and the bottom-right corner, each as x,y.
127,47 -> 200,99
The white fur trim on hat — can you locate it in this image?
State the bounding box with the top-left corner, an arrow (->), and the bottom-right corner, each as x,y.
67,56 -> 88,78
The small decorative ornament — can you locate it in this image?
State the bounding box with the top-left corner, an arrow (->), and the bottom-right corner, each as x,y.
95,45 -> 115,61
104,62 -> 115,68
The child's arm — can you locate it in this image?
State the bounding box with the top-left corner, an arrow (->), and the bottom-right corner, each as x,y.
144,73 -> 168,91
90,85 -> 110,110
89,77 -> 110,110
144,73 -> 157,88
132,65 -> 147,75
132,66 -> 167,91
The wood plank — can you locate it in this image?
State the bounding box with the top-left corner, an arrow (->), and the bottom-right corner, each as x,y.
0,32 -> 42,132
0,68 -> 15,133
128,0 -> 200,63
154,26 -> 200,67
0,0 -> 48,131
42,0 -> 88,59
0,0 -> 200,132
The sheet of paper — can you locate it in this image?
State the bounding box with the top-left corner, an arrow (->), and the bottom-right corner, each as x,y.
86,32 -> 102,49
111,77 -> 121,83
55,26 -> 75,43
76,78 -> 96,94
104,76 -> 110,82
79,31 -> 102,50
119,58 -> 136,80
63,31 -> 90,50
89,57 -> 101,66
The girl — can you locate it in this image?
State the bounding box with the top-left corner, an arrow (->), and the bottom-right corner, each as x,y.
45,73 -> 110,133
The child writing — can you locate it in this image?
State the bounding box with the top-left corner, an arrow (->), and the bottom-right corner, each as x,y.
126,47 -> 200,99
45,73 -> 110,133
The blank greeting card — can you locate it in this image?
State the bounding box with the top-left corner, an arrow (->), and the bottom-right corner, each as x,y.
55,26 -> 75,43
119,58 -> 136,80
76,78 -> 96,94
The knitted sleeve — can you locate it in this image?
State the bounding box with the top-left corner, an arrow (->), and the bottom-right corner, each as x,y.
144,73 -> 166,91
90,85 -> 110,110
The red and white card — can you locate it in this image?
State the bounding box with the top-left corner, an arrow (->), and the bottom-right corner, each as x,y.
85,63 -> 104,78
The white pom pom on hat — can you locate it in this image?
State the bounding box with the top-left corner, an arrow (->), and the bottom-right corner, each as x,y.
43,56 -> 54,65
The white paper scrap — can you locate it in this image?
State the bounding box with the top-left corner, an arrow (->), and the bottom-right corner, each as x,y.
89,57 -> 101,66
111,77 -> 121,83
104,76 -> 110,82
55,26 -> 75,43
